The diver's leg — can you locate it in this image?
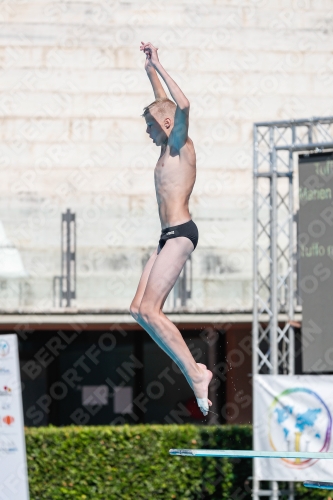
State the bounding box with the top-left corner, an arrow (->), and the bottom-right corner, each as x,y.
137,237 -> 212,415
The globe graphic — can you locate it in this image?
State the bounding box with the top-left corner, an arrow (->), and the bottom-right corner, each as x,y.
268,388 -> 332,468
0,340 -> 9,357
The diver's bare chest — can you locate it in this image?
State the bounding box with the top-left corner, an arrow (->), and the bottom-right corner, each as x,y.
155,145 -> 179,168
155,149 -> 180,178
155,156 -> 179,172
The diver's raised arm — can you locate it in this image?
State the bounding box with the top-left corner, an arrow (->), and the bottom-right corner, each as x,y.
140,41 -> 189,110
140,41 -> 168,99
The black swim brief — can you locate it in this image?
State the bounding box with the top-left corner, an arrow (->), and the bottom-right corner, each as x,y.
158,220 -> 199,251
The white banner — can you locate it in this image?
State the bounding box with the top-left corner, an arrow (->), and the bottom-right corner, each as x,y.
254,374 -> 333,481
0,335 -> 29,499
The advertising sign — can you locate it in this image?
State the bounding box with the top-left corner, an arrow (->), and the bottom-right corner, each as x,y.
0,335 -> 29,499
254,374 -> 333,481
298,152 -> 333,372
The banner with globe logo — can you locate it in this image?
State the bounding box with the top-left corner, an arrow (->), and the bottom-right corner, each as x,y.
254,375 -> 333,481
0,335 -> 29,499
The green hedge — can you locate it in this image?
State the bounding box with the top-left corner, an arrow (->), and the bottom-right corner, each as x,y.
25,425 -> 328,500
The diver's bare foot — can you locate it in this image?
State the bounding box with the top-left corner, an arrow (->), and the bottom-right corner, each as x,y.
192,363 -> 213,416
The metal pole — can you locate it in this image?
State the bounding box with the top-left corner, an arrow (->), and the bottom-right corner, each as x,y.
73,210 -> 76,301
53,277 -> 57,308
255,115 -> 333,127
271,480 -> 279,500
308,119 -> 313,144
289,129 -> 295,376
61,214 -> 64,307
270,138 -> 279,500
288,481 -> 295,500
253,123 -> 259,379
188,254 -> 192,302
286,131 -> 296,500
66,209 -> 71,307
54,209 -> 76,308
181,262 -> 186,307
252,123 -> 259,500
270,144 -> 278,376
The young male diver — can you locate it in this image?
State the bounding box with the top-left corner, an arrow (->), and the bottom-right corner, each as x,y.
130,42 -> 213,416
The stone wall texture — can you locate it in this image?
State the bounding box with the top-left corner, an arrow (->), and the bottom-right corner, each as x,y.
1,0 -> 333,311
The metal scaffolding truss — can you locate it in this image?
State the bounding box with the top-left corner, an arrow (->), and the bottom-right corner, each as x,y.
252,116 -> 333,500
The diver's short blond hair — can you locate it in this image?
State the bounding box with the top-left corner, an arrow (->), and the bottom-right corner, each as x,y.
142,97 -> 176,118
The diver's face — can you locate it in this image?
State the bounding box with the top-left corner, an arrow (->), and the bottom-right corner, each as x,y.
145,112 -> 168,147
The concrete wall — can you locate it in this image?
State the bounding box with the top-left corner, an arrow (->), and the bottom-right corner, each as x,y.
0,0 -> 333,311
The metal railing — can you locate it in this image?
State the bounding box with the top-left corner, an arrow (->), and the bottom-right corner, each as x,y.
53,209 -> 76,308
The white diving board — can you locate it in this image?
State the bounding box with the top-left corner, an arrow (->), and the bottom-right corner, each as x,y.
169,449 -> 333,459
